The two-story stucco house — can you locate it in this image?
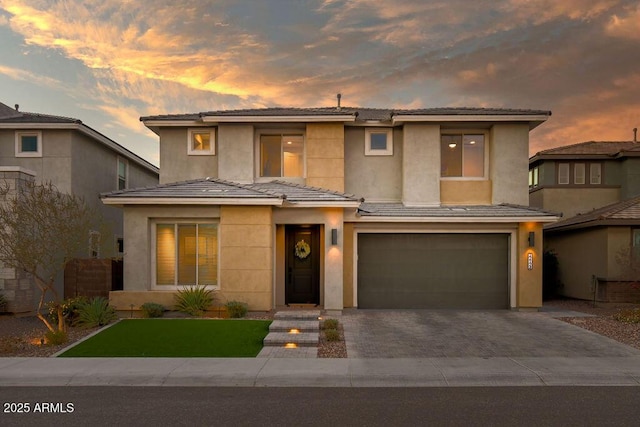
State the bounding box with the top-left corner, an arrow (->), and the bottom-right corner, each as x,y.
0,102 -> 159,313
529,140 -> 640,302
103,106 -> 558,312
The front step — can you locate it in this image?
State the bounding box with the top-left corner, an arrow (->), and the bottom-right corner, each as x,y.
274,310 -> 321,321
269,320 -> 319,333
263,332 -> 318,347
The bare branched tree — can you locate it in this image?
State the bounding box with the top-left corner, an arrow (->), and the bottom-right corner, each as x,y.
0,181 -> 107,333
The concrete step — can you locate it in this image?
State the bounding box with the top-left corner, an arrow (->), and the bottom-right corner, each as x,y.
263,332 -> 319,347
274,310 -> 321,321
269,320 -> 319,333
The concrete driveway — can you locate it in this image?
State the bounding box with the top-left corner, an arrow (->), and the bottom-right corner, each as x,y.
340,309 -> 640,358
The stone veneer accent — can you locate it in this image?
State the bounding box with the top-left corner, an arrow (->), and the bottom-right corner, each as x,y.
219,206 -> 273,310
0,168 -> 36,313
305,123 -> 345,192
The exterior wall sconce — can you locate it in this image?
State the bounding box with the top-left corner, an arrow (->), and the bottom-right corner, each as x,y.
528,231 -> 535,247
331,228 -> 338,245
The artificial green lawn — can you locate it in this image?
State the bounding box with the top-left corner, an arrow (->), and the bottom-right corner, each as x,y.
58,319 -> 271,357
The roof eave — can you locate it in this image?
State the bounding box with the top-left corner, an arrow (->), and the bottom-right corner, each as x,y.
392,114 -> 550,129
281,200 -> 362,208
102,197 -> 283,206
354,215 -> 560,223
201,115 -> 356,123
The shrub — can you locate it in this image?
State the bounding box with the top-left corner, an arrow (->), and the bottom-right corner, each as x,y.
45,329 -> 68,345
47,296 -> 87,326
322,318 -> 339,330
324,328 -> 340,342
141,302 -> 165,318
613,308 -> 640,324
225,300 -> 248,318
174,285 -> 215,317
74,297 -> 118,328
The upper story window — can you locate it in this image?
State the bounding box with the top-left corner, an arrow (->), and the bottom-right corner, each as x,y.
529,166 -> 539,189
117,157 -> 128,190
15,131 -> 42,157
441,133 -> 485,178
259,133 -> 304,177
188,128 -> 215,155
557,162 -> 602,185
365,128 -> 393,156
590,163 -> 602,184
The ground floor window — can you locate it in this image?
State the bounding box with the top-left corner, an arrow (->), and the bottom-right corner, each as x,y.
156,223 -> 218,286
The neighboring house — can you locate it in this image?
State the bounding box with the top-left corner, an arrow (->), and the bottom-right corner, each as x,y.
529,140 -> 640,302
0,101 -> 159,313
102,106 -> 558,312
544,196 -> 640,302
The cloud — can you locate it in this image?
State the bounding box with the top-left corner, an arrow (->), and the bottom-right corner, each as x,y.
0,63 -> 63,88
605,5 -> 640,39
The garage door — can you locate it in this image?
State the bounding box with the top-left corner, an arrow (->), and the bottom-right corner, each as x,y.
357,233 -> 509,309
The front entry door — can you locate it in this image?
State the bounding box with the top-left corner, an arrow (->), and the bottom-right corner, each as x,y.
285,225 -> 320,305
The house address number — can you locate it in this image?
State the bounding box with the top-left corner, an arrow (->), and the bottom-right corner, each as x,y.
527,253 -> 533,270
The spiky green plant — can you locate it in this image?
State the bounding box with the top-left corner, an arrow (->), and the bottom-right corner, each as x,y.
74,297 -> 118,328
225,300 -> 248,318
174,285 -> 215,317
141,302 -> 165,318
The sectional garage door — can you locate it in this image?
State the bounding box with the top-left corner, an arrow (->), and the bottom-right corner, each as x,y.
357,233 -> 509,309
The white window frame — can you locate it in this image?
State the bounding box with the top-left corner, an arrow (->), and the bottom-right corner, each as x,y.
365,128 -> 393,156
558,163 -> 570,185
440,130 -> 489,180
590,163 -> 602,185
255,129 -> 306,181
15,131 -> 42,157
529,166 -> 539,189
151,221 -> 220,290
117,157 -> 128,190
187,128 -> 216,155
574,163 -> 585,185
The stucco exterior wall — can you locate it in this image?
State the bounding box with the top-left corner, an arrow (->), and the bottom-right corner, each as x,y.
344,127 -> 402,201
490,124 -> 529,205
516,222 -> 543,308
403,124 -> 440,206
0,129 -> 72,192
545,227 -> 608,300
342,222 -> 354,308
159,127 -> 217,184
218,124 -> 254,183
440,180 -> 492,205
220,206 -> 273,310
535,187 -> 620,218
621,158 -> 640,199
305,123 -> 344,192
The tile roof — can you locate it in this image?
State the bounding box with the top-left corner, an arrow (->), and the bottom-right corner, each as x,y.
102,178 -> 361,204
0,102 -> 80,124
545,196 -> 640,231
141,107 -> 551,123
0,102 -> 158,173
531,141 -> 640,159
358,203 -> 558,218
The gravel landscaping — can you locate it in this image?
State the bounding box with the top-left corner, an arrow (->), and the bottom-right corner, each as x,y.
1,300 -> 637,358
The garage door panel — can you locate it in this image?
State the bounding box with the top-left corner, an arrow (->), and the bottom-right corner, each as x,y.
358,233 -> 509,309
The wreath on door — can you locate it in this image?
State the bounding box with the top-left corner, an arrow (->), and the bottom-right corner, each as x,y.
294,239 -> 311,259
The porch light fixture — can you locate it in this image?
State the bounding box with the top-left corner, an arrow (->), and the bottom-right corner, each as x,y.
528,231 -> 535,247
331,228 -> 338,245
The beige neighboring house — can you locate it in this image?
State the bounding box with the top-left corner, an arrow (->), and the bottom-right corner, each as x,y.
0,102 -> 159,313
103,106 -> 558,313
529,140 -> 640,301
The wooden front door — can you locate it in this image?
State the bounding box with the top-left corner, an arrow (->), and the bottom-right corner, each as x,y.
285,225 -> 320,305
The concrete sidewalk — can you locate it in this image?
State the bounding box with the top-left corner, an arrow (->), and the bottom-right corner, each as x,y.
1,356 -> 640,387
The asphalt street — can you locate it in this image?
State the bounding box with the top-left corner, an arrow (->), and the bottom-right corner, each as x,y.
1,386 -> 638,427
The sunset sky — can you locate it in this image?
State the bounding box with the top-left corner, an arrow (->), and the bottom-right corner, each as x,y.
1,0 -> 638,167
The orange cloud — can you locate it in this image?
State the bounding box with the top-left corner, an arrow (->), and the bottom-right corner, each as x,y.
606,6 -> 640,39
